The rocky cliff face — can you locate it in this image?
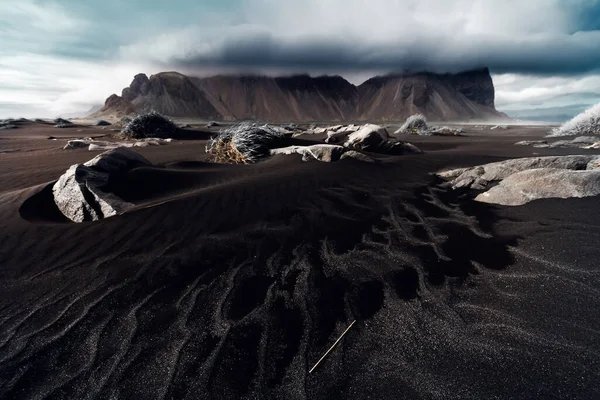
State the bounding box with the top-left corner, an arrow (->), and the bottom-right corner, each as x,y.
440,68 -> 496,108
357,71 -> 502,121
93,69 -> 506,121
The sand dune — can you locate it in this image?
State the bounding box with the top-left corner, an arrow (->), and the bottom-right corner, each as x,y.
1,122 -> 599,399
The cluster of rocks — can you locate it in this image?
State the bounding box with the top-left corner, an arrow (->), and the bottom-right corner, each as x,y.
437,155 -> 600,205
270,124 -> 421,163
515,136 -> 600,149
53,147 -> 151,222
207,123 -> 422,164
64,137 -> 173,151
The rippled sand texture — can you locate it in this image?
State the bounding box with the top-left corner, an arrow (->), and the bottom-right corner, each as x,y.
1,122 -> 599,399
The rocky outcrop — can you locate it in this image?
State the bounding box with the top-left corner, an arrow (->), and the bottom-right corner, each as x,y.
326,124 -> 423,155
270,144 -> 346,162
130,72 -> 220,118
270,124 -> 422,162
437,155 -> 600,205
516,136 -> 600,149
357,71 -> 506,121
440,68 -> 496,108
93,69 -> 507,122
475,168 -> 600,206
53,148 -> 151,222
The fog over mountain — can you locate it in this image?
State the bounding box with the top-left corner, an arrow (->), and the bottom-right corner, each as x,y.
1,0 -> 599,120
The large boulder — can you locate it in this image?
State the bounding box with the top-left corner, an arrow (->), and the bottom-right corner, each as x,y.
475,168 -> 600,206
344,124 -> 389,149
324,124 -> 360,143
438,156 -> 597,190
437,155 -> 600,205
344,124 -> 422,154
53,147 -> 151,222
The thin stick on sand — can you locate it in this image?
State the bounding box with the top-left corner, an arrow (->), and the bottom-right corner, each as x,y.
309,320 -> 356,374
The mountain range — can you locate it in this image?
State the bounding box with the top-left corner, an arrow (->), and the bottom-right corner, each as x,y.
92,68 -> 507,121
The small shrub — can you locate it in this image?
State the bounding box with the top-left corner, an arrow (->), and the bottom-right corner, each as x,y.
397,114 -> 428,134
53,118 -> 74,128
94,120 -> 111,126
206,123 -> 290,164
120,111 -> 177,139
550,103 -> 600,137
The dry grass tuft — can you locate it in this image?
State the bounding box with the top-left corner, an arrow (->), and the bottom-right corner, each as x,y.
206,123 -> 290,164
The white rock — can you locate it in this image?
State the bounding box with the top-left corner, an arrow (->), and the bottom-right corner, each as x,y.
344,124 -> 390,150
270,144 -> 345,162
437,155 -> 600,206
438,155 -> 599,189
53,147 -> 152,222
475,168 -> 600,205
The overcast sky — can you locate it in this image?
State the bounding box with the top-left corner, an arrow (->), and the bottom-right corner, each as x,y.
1,0 -> 599,120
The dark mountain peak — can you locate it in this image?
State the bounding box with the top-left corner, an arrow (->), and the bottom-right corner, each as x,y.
439,68 -> 495,107
104,94 -> 120,106
150,71 -> 187,80
359,68 -> 495,108
122,73 -> 150,102
96,68 -> 505,121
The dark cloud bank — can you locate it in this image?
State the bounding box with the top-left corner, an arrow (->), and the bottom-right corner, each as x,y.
172,32 -> 600,76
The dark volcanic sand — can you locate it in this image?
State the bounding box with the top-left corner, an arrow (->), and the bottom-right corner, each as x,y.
1,123 -> 599,399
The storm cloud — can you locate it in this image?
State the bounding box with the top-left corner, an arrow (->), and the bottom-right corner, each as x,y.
169,31 -> 600,76
1,0 -> 600,119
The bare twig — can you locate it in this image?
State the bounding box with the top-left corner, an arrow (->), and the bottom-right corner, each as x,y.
309,320 -> 356,374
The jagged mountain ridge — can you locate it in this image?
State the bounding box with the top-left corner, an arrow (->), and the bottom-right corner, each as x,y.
92,68 -> 507,121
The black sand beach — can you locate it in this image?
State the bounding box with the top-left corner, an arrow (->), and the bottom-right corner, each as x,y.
1,122 -> 599,399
